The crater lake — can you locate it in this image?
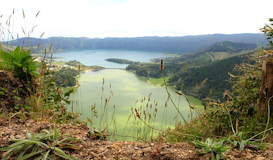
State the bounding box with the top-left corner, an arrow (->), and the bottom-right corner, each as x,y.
55,49 -> 203,141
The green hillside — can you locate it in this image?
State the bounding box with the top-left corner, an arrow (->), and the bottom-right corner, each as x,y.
126,41 -> 257,101
166,41 -> 258,64
206,41 -> 257,52
168,55 -> 251,101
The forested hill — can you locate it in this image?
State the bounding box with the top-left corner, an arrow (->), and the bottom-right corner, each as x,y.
6,33 -> 268,53
166,41 -> 258,63
198,41 -> 257,52
168,55 -> 250,101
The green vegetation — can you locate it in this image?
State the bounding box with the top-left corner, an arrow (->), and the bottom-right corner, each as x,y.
166,41 -> 257,63
126,62 -> 182,78
169,55 -> 249,101
192,138 -> 230,160
0,46 -> 39,86
64,60 -> 104,71
0,127 -> 80,160
52,67 -> 80,87
0,10 -> 84,159
191,132 -> 265,160
126,41 -> 257,101
105,58 -> 136,64
155,19 -> 273,147
261,18 -> 273,47
65,60 -> 83,67
148,77 -> 170,86
1,10 -> 273,159
204,41 -> 257,52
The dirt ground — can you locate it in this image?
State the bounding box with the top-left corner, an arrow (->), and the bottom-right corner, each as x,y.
1,118 -> 273,160
0,70 -> 27,113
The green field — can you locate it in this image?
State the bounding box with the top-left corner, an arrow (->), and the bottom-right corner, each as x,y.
149,77 -> 170,86
163,53 -> 181,57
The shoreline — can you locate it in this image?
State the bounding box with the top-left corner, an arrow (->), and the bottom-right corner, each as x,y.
146,78 -> 156,86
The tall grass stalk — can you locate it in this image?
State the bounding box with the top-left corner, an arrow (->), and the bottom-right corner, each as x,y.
85,79 -> 117,140
100,77 -> 105,128
161,70 -> 191,129
262,95 -> 273,142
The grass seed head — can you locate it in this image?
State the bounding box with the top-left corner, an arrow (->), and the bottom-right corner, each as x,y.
22,9 -> 25,18
31,25 -> 38,33
36,10 -> 40,17
159,59 -> 164,71
40,32 -> 45,38
183,61 -> 187,73
21,26 -> 26,36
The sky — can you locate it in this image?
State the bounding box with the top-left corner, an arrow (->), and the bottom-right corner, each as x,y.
0,0 -> 272,39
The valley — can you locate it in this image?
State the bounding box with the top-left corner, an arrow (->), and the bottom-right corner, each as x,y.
1,2 -> 273,159
1,33 -> 272,159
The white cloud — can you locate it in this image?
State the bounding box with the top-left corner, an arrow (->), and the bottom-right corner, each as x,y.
0,0 -> 272,39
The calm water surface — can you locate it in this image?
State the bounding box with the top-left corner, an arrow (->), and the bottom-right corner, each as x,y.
54,49 -> 170,68
67,70 -> 203,140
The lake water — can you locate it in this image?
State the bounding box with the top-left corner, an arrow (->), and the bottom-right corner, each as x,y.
58,50 -> 203,141
54,49 -> 170,68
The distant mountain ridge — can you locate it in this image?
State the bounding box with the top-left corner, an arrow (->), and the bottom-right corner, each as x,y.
203,41 -> 257,52
5,33 -> 268,53
165,41 -> 258,63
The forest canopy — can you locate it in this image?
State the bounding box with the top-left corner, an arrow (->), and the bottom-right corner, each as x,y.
52,67 -> 80,87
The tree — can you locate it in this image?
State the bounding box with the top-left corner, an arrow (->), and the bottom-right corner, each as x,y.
260,18 -> 273,47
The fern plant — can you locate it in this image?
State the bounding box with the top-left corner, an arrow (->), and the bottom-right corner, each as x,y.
0,127 -> 81,160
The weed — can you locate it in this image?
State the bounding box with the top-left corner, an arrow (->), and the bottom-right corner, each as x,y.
223,132 -> 265,151
0,127 -> 81,160
192,138 -> 230,160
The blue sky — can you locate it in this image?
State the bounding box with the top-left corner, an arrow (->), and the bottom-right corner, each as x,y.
0,0 -> 272,39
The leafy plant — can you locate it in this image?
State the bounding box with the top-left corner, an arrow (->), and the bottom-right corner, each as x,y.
223,132 -> 265,151
261,18 -> 273,47
204,48 -> 273,138
0,127 -> 81,160
88,128 -> 106,140
192,138 -> 230,160
0,46 -> 40,84
0,87 -> 6,95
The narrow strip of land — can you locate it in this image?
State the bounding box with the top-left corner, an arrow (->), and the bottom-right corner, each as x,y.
206,52 -> 214,62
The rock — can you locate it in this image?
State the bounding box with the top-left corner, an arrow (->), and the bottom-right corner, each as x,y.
10,135 -> 15,139
27,119 -> 34,123
143,147 -> 152,153
15,135 -> 22,139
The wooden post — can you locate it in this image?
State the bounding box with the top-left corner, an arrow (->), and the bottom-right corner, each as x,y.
259,60 -> 273,117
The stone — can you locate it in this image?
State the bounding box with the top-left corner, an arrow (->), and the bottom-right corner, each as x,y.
15,134 -> 22,139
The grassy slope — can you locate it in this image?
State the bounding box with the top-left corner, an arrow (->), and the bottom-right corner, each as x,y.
149,77 -> 170,86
